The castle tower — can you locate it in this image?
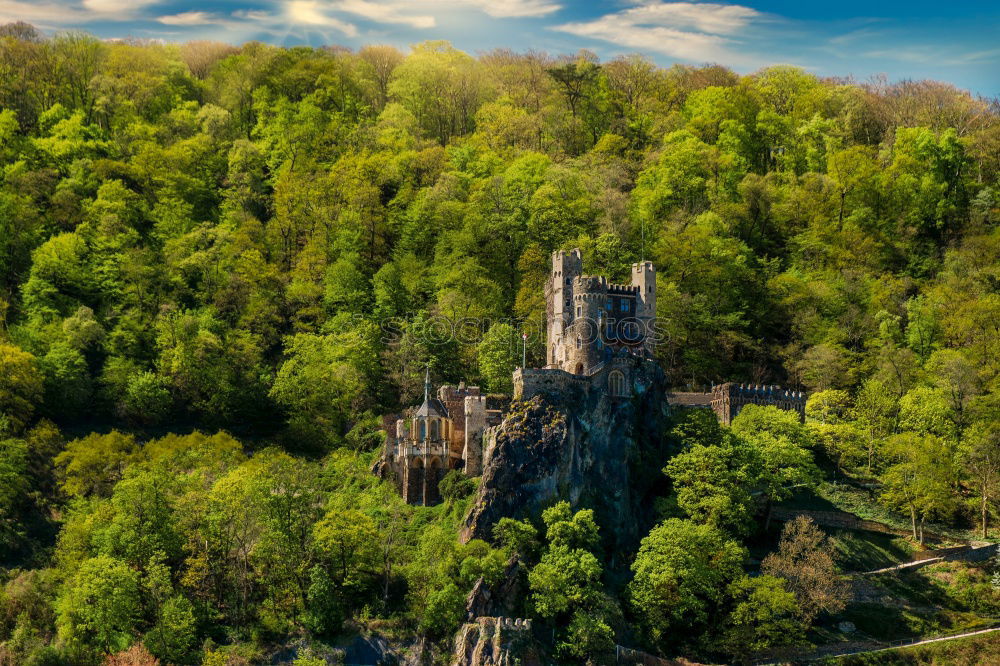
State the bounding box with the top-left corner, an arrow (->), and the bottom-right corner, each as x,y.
632,260 -> 656,356
546,248 -> 582,368
462,395 -> 488,476
566,276 -> 607,375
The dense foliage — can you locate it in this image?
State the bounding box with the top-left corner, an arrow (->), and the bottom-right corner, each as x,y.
2,19 -> 1000,665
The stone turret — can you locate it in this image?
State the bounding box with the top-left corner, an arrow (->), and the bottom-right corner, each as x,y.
632,260 -> 656,355
567,276 -> 607,375
463,395 -> 488,476
546,249 -> 582,368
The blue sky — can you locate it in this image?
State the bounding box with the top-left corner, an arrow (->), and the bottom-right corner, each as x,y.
3,0 -> 998,96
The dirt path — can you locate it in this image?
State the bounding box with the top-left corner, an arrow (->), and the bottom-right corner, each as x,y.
785,624 -> 1000,663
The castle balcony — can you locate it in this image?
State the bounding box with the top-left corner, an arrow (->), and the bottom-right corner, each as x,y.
399,441 -> 450,458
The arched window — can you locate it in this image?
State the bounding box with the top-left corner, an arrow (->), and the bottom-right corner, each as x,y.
418,419 -> 426,439
608,370 -> 626,397
576,337 -> 582,349
431,420 -> 439,440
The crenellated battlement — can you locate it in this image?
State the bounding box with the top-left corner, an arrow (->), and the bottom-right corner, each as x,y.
708,381 -> 806,425
608,283 -> 640,295
712,382 -> 806,400
486,616 -> 533,631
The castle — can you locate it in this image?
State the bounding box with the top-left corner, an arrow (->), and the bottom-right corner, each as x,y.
381,370 -> 505,505
546,248 -> 656,374
379,249 -> 806,506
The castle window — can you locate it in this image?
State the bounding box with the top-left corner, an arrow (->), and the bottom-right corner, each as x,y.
608,370 -> 626,397
577,306 -> 582,317
431,420 -> 439,440
418,420 -> 426,439
566,278 -> 571,285
605,301 -> 611,311
576,338 -> 582,349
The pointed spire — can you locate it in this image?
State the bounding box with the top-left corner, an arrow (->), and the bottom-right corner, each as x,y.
424,364 -> 431,403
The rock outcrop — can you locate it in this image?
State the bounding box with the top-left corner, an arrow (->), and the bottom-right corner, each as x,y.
465,557 -> 524,620
452,617 -> 542,666
461,356 -> 671,556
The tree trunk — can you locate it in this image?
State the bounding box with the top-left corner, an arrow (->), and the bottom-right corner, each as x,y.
910,505 -> 918,541
983,485 -> 989,539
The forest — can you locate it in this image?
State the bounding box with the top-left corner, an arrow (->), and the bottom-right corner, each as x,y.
1,18 -> 1000,665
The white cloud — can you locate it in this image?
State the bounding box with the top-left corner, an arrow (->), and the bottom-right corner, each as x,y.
232,9 -> 274,22
81,0 -> 159,14
283,0 -> 560,31
553,1 -> 762,63
329,0 -> 435,28
452,0 -> 561,18
865,46 -> 1000,67
287,0 -> 359,36
0,0 -> 162,25
157,11 -> 220,26
0,0 -> 85,25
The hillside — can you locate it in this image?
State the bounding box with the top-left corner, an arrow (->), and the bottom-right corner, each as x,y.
1,20 -> 1000,666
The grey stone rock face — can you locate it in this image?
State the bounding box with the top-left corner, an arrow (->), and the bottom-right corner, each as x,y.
461,356 -> 670,555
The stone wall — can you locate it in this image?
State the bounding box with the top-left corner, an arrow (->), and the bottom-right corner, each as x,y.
711,382 -> 806,425
452,617 -> 540,666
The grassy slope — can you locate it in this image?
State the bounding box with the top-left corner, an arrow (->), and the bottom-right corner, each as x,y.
828,630 -> 1000,665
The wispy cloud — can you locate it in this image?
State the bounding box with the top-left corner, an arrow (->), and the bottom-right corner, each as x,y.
328,0 -> 435,29
0,0 -> 160,25
286,0 -> 359,36
81,0 -> 160,13
453,0 -> 562,19
553,1 -> 763,64
865,46 -> 1000,66
0,0 -> 85,25
157,11 -> 221,26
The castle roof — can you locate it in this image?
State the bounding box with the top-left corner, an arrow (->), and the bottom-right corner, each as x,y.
415,397 -> 449,418
415,366 -> 448,417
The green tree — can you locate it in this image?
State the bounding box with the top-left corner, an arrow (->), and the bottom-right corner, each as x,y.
529,542 -> 602,619
731,406 -> 820,529
880,433 -> 956,543
805,389 -> 851,424
628,518 -> 746,647
961,421 -> 1000,538
0,435 -> 27,552
56,555 -> 141,653
665,437 -> 760,535
720,575 -> 804,657
0,344 -> 42,433
477,322 -> 519,393
54,430 -> 138,498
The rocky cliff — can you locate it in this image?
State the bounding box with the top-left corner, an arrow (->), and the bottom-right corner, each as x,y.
461,357 -> 671,557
